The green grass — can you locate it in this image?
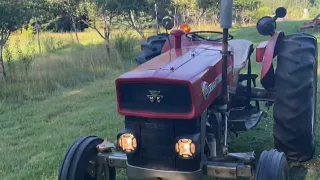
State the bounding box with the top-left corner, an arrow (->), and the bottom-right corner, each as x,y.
0,76 -> 125,180
0,20 -> 320,180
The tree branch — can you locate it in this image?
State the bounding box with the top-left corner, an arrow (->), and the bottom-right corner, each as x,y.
128,10 -> 137,29
81,19 -> 105,39
4,30 -> 11,45
196,8 -> 207,22
0,30 -> 3,45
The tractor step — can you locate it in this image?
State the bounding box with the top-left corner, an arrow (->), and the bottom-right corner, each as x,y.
228,110 -> 266,132
226,152 -> 255,163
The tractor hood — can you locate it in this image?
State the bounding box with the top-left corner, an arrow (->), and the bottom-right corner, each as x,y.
117,44 -> 224,82
115,43 -> 234,120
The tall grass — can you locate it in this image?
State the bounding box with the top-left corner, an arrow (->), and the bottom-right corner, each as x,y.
0,30 -> 141,101
1,20 -> 316,101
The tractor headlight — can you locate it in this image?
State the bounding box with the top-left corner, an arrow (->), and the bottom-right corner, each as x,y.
175,139 -> 196,159
117,133 -> 137,153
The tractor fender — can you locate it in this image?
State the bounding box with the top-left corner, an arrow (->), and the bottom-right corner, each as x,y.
260,32 -> 285,89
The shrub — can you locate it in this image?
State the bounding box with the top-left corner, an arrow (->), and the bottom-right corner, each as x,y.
254,7 -> 272,20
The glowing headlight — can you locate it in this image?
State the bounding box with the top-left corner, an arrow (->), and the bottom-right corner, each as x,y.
117,133 -> 137,153
175,139 -> 196,158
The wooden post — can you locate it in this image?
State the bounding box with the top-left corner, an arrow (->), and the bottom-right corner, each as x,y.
35,17 -> 42,56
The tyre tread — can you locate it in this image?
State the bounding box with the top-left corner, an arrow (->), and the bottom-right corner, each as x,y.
58,136 -> 116,180
135,33 -> 168,65
255,149 -> 288,180
273,33 -> 318,162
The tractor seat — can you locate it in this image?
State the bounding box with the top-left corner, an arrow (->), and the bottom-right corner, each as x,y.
228,39 -> 254,93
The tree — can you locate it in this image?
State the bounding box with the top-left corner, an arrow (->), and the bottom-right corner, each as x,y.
153,0 -> 173,33
172,0 -> 197,24
310,0 -> 320,5
78,0 -> 119,55
197,0 -> 220,25
50,0 -> 82,43
28,0 -> 54,56
66,0 -> 82,44
0,0 -> 30,78
234,0 -> 261,24
113,0 -> 155,39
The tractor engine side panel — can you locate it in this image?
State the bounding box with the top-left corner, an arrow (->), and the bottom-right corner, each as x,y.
189,55 -> 233,116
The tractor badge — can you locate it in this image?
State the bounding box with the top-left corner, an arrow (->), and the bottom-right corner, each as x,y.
147,90 -> 164,103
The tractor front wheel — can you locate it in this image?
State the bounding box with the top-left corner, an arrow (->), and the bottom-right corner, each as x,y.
254,149 -> 289,180
58,136 -> 116,180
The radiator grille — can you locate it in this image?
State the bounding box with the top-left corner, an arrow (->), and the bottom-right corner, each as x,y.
118,82 -> 192,113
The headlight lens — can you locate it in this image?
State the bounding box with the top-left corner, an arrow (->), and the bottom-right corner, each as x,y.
175,139 -> 196,158
117,133 -> 137,153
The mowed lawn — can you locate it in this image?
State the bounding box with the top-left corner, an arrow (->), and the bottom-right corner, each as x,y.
0,21 -> 320,180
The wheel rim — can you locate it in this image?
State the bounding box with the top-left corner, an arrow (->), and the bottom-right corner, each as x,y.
85,156 -> 98,180
86,155 -> 111,180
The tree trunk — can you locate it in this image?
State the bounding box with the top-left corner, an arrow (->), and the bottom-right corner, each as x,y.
0,43 -> 6,78
183,7 -> 186,24
104,27 -> 110,57
35,18 -> 42,56
155,3 -> 159,34
174,7 -> 177,27
71,16 -> 80,44
128,10 -> 146,40
137,29 -> 146,40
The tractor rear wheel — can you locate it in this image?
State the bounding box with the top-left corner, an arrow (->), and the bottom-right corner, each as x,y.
135,33 -> 168,65
59,136 -> 116,180
254,149 -> 289,180
273,33 -> 318,162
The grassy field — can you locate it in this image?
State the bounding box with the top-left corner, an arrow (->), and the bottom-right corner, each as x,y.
0,21 -> 319,180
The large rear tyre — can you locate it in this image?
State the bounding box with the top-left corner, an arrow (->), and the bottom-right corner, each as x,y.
59,136 -> 116,180
273,33 -> 318,162
135,33 -> 168,65
254,149 -> 289,180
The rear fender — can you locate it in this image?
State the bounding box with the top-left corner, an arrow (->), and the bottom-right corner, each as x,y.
260,32 -> 285,89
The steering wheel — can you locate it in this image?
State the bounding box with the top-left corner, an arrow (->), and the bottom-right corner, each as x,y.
185,31 -> 234,42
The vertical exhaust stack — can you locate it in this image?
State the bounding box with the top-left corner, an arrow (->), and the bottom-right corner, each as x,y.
220,0 -> 234,155
220,0 -> 234,105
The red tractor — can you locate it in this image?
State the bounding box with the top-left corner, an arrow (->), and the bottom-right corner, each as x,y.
58,2 -> 318,180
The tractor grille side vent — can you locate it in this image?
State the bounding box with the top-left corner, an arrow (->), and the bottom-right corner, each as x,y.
118,82 -> 192,114
125,116 -> 201,171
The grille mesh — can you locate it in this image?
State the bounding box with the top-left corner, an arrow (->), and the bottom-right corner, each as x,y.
118,82 -> 192,113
